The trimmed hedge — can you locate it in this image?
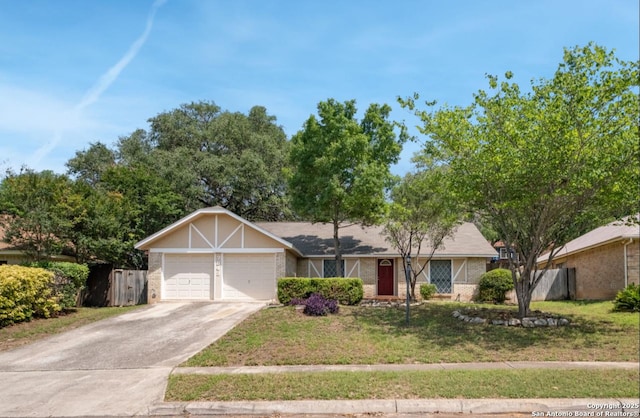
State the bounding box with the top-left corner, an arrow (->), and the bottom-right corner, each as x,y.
26,262 -> 89,309
277,277 -> 363,305
476,268 -> 514,304
0,265 -> 61,327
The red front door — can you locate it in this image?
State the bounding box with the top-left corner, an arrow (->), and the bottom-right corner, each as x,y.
377,259 -> 394,296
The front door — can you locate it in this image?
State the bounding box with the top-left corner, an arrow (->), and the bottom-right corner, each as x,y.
377,259 -> 394,295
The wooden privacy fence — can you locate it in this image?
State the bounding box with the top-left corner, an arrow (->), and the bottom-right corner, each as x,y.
530,268 -> 576,301
506,268 -> 576,301
82,266 -> 148,307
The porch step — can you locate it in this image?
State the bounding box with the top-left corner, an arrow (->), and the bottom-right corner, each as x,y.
364,296 -> 403,301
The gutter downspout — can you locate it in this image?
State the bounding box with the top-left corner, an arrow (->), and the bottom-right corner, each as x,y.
623,238 -> 634,287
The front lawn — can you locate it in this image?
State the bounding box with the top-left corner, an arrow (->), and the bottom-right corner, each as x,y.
183,301 -> 639,366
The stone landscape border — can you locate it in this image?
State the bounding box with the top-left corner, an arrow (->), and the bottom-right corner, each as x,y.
452,309 -> 571,327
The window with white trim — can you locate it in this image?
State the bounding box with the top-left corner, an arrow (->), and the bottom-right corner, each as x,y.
499,247 -> 519,262
323,259 -> 346,277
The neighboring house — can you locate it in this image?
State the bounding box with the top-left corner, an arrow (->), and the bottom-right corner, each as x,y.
0,223 -> 75,265
537,217 -> 640,300
487,240 -> 520,270
135,206 -> 497,303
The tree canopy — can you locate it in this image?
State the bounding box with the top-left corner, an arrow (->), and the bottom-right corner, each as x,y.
401,43 -> 639,317
57,101 -> 293,266
0,169 -> 75,260
146,102 -> 292,220
289,98 -> 407,276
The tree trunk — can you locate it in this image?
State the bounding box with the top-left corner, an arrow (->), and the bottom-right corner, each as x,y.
409,269 -> 417,301
514,267 -> 532,318
333,220 -> 343,277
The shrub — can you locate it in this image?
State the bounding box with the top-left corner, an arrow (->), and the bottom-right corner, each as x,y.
613,283 -> 640,312
26,262 -> 89,309
301,293 -> 339,316
420,283 -> 437,300
476,268 -> 514,304
277,278 -> 312,305
0,265 -> 61,327
277,277 -> 363,305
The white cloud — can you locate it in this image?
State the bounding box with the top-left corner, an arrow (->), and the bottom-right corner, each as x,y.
28,0 -> 168,167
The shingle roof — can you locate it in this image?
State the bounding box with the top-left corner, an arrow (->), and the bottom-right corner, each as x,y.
539,216 -> 639,261
255,221 -> 497,258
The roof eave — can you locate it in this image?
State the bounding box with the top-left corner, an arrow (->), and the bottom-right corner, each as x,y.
538,235 -> 638,263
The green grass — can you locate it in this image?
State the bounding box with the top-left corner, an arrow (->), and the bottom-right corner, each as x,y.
0,306 -> 142,351
183,301 -> 640,366
166,369 -> 639,401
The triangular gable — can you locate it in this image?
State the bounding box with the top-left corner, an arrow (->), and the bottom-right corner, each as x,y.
134,207 -> 301,255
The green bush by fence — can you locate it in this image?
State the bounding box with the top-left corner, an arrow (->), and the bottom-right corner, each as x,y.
0,265 -> 61,327
25,262 -> 89,309
476,268 -> 514,304
277,277 -> 364,305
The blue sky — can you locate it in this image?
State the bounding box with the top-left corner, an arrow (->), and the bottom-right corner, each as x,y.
1,0 -> 638,176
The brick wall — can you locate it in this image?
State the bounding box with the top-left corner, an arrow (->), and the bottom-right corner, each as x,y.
466,258 -> 488,284
626,239 -> 639,286
275,252 -> 286,279
285,251 -> 297,277
147,252 -> 162,304
561,242 -> 625,300
453,283 -> 478,301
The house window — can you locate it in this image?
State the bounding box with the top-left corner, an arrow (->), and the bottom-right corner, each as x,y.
323,259 -> 346,277
499,248 -> 519,262
430,260 -> 452,293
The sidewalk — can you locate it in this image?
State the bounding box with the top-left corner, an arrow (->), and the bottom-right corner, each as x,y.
172,360 -> 640,375
153,362 -> 640,417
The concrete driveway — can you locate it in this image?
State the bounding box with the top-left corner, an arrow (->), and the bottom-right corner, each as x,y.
0,301 -> 264,417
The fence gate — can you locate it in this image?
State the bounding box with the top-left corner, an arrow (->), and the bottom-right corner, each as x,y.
110,270 -> 148,306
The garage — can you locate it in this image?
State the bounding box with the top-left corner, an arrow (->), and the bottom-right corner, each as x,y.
223,253 -> 276,300
163,254 -> 213,300
135,207 -> 300,303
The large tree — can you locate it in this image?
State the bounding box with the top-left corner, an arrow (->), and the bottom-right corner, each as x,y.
67,141 -> 186,267
401,44 -> 639,317
147,101 -> 292,220
384,167 -> 461,300
289,99 -> 407,276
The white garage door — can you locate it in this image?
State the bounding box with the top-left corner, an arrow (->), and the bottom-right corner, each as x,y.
223,254 -> 276,300
164,254 -> 213,300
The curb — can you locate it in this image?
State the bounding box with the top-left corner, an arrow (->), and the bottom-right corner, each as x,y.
149,398 -> 640,416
